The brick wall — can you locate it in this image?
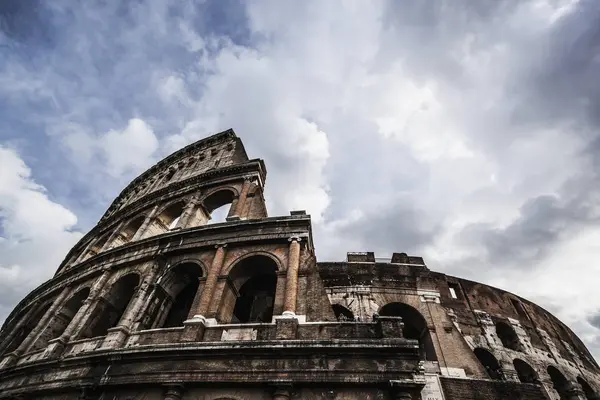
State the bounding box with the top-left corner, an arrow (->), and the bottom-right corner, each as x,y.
440,377 -> 549,400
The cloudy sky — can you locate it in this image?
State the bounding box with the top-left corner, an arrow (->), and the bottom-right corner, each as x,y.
1,0 -> 600,358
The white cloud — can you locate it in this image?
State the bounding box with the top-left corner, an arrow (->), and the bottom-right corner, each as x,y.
0,147 -> 82,324
60,118 -> 159,180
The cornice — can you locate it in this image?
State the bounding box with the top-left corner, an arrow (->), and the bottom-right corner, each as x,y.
105,129 -> 237,208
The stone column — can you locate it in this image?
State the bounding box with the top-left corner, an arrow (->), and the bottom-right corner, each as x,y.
0,286 -> 70,367
232,176 -> 252,218
132,205 -> 160,241
283,236 -> 302,315
177,196 -> 199,229
101,263 -> 160,349
45,269 -> 113,358
193,244 -> 227,321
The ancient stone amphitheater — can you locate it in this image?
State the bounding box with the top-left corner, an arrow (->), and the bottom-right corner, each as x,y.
0,130 -> 599,400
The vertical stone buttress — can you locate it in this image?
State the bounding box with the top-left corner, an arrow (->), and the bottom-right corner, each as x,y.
232,176 -> 252,218
283,236 -> 302,315
194,244 -> 227,319
177,196 -> 199,229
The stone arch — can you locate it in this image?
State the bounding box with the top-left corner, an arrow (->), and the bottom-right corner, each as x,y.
379,302 -> 437,361
80,273 -> 140,339
30,287 -> 90,351
80,232 -> 111,261
495,320 -> 522,351
332,304 -> 354,322
154,262 -> 204,328
513,358 -> 538,384
474,347 -> 502,380
202,188 -> 237,224
221,254 -> 279,323
1,301 -> 53,355
142,200 -> 187,239
157,200 -> 186,230
547,365 -> 570,400
109,215 -> 145,248
577,376 -> 598,399
222,251 -> 283,277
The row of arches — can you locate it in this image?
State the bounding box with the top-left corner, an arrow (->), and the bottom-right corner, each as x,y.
2,254 -> 281,357
474,347 -> 597,399
79,189 -> 239,262
330,301 -> 599,399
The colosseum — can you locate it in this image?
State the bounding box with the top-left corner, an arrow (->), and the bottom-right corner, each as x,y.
0,129 -> 598,400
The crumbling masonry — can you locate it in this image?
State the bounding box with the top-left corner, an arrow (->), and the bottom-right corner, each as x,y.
0,129 -> 599,400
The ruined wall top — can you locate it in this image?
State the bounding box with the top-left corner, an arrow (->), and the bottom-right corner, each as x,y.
100,128 -> 263,222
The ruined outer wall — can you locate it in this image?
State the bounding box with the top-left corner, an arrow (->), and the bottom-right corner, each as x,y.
319,254 -> 600,400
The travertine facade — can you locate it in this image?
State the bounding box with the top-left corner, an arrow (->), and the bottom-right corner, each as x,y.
0,129 -> 598,400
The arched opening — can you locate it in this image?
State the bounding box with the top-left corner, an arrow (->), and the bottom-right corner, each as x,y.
163,168 -> 176,183
80,274 -> 139,339
496,321 -> 522,351
332,304 -> 354,321
160,263 -> 203,328
223,255 -> 278,324
1,302 -> 52,355
80,233 -> 110,261
379,302 -> 437,361
30,287 -> 90,351
474,348 -> 503,380
109,216 -> 145,248
547,366 -> 570,400
203,190 -> 235,224
513,359 -> 538,384
157,201 -> 185,231
578,376 -> 597,399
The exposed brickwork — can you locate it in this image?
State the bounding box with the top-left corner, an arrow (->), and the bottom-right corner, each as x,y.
440,377 -> 549,400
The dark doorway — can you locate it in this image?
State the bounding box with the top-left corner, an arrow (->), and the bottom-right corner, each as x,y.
379,302 -> 437,361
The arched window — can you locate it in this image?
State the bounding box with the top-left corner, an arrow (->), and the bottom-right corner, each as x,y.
109,216 -> 145,248
474,348 -> 503,380
379,302 -> 437,361
332,304 -> 354,321
30,287 -> 90,351
159,263 -> 203,328
223,255 -> 278,323
495,321 -> 521,351
203,190 -> 235,224
513,359 -> 538,384
547,366 -> 570,400
164,168 -> 176,183
578,376 -> 598,400
0,302 -> 52,355
80,274 -> 139,339
80,233 -> 110,261
157,201 -> 185,231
